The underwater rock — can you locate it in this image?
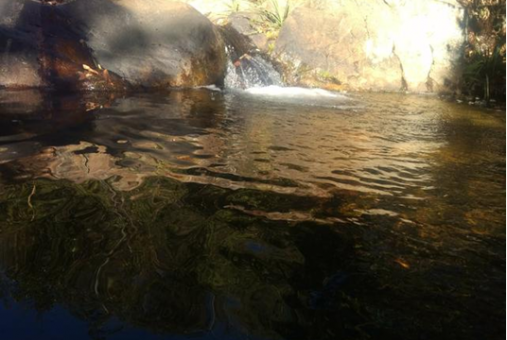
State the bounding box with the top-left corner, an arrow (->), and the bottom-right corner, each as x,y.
0,0 -> 227,90
275,1 -> 465,93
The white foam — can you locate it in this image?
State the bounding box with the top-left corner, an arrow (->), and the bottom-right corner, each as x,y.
195,85 -> 222,92
245,86 -> 347,99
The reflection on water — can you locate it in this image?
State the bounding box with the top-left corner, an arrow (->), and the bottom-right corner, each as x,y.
0,89 -> 505,340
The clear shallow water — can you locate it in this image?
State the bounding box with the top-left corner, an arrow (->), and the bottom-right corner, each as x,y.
0,89 -> 505,340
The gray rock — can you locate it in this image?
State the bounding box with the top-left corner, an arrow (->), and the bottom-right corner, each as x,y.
60,0 -> 227,88
228,12 -> 269,52
0,0 -> 46,88
0,0 -> 227,90
275,1 -> 465,93
0,0 -> 126,91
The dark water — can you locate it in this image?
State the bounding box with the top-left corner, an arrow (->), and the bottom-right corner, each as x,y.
0,88 -> 505,340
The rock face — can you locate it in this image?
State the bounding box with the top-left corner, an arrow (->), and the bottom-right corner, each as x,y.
227,12 -> 270,52
0,0 -> 227,90
61,0 -> 226,88
275,1 -> 465,93
0,0 -> 126,91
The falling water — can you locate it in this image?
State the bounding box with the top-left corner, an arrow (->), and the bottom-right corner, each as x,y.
224,49 -> 283,89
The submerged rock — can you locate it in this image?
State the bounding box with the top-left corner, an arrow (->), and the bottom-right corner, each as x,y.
0,0 -> 227,91
275,1 -> 465,93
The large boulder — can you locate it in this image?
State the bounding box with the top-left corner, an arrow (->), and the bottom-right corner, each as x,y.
0,0 -> 227,90
275,0 -> 465,93
0,0 -> 126,91
61,0 -> 227,88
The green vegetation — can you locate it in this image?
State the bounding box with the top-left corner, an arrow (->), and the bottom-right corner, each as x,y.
463,44 -> 505,101
460,0 -> 506,102
259,0 -> 290,29
0,170 -> 504,339
219,0 -> 293,28
226,0 -> 243,13
0,177 -> 305,337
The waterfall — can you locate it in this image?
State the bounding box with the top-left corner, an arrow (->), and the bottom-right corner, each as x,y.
219,25 -> 283,89
223,48 -> 283,89
221,45 -> 349,104
218,26 -> 348,103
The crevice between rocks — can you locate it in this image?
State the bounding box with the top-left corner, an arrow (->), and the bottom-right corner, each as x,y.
426,44 -> 436,92
392,44 -> 408,91
382,0 -> 391,7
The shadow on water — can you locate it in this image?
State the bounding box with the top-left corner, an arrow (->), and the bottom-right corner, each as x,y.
0,89 -> 505,340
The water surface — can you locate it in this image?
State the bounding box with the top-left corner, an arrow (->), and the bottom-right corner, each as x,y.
0,89 -> 505,340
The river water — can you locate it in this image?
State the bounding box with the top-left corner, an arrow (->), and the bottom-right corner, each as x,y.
0,88 -> 504,340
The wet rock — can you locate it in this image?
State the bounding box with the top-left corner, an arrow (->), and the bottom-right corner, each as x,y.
220,23 -> 258,62
0,90 -> 46,115
0,0 -> 126,92
0,0 -> 227,90
0,1 -> 46,89
220,24 -> 282,88
275,1 -> 465,93
228,12 -> 269,52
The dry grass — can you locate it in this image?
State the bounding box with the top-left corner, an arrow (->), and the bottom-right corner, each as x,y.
168,0 -> 318,24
